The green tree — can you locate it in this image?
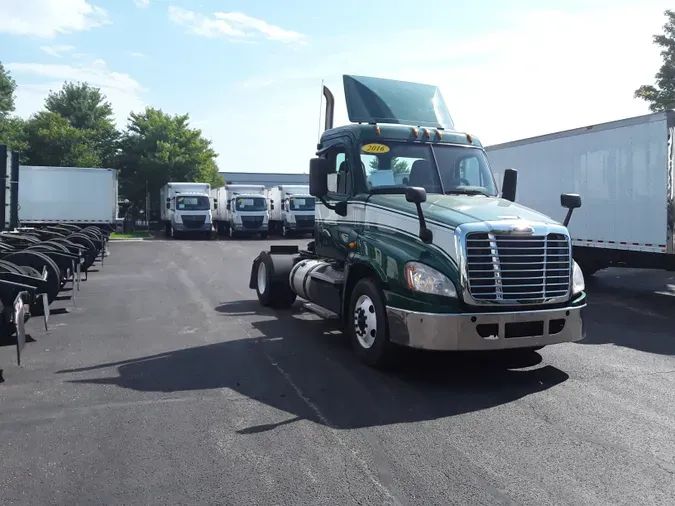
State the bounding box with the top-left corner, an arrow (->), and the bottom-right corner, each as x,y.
368,157 -> 410,173
42,82 -> 119,165
116,107 -> 223,209
0,61 -> 16,117
0,61 -> 28,153
634,9 -> 675,111
22,111 -> 101,167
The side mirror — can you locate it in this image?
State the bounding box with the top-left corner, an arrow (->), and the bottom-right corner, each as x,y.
309,157 -> 330,198
405,186 -> 432,243
561,193 -> 581,209
405,186 -> 427,204
165,202 -> 170,210
214,202 -> 218,209
226,202 -> 231,211
560,193 -> 582,227
270,202 -> 274,210
501,168 -> 517,202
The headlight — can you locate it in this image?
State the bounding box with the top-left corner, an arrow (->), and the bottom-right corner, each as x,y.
404,262 -> 457,298
572,260 -> 585,294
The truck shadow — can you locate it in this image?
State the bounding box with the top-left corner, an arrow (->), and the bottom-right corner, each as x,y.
577,270 -> 675,355
58,300 -> 569,432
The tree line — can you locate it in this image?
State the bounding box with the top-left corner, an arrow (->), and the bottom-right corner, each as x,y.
0,66 -> 223,214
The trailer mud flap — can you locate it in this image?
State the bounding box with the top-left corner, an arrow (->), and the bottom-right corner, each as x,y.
41,292 -> 49,331
14,293 -> 26,366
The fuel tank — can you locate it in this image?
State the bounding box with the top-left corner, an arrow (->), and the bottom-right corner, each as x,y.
289,258 -> 343,315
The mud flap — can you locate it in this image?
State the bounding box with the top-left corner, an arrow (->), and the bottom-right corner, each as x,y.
249,254 -> 262,289
41,292 -> 49,331
14,293 -> 26,366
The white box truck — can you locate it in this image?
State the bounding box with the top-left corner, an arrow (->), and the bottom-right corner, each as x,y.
265,185 -> 315,236
211,184 -> 269,238
160,182 -> 213,239
18,166 -> 118,226
485,111 -> 675,275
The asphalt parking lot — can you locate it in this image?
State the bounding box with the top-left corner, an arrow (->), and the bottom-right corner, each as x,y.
0,237 -> 674,505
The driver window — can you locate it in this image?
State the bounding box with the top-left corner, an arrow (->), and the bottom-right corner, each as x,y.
327,147 -> 350,195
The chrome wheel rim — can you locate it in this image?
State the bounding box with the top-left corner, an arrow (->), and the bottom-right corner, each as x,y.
354,294 -> 377,349
257,262 -> 267,294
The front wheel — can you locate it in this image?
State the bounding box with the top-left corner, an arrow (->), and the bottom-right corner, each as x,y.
348,278 -> 397,368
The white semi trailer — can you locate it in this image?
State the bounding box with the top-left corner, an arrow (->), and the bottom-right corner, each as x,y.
265,185 -> 315,236
160,182 -> 213,239
485,111 -> 675,275
19,166 -> 118,227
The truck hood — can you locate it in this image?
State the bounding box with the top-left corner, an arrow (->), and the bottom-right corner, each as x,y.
368,194 -> 563,228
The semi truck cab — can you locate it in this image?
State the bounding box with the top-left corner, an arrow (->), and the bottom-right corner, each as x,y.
249,75 -> 586,368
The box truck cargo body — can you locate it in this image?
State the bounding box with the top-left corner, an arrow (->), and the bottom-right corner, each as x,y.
160,182 -> 213,239
485,111 -> 675,274
18,166 -> 118,225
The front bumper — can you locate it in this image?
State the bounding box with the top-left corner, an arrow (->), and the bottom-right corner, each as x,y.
233,223 -> 269,232
387,304 -> 585,351
286,221 -> 314,232
173,223 -> 212,233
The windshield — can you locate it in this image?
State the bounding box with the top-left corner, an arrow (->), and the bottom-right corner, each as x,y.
176,195 -> 210,211
357,141 -> 498,196
235,196 -> 267,211
289,196 -> 315,211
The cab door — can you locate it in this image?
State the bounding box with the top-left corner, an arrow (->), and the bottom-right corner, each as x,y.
314,136 -> 359,262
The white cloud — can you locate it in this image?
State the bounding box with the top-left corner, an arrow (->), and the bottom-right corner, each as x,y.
133,0 -> 149,7
40,45 -> 76,58
6,60 -> 146,127
129,51 -> 147,58
219,3 -> 671,173
168,6 -> 305,43
0,0 -> 109,38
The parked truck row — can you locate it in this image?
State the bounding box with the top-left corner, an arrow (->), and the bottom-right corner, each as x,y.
160,182 -> 316,239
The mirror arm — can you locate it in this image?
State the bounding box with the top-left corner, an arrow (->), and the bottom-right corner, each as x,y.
319,196 -> 337,211
413,202 -> 433,243
563,208 -> 574,227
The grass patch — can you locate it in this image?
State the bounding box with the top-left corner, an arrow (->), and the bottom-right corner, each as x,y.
110,231 -> 152,239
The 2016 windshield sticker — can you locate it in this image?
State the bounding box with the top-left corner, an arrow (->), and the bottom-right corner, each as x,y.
362,143 -> 390,154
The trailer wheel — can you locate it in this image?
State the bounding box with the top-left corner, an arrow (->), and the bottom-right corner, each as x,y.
348,278 -> 397,368
4,251 -> 61,304
255,255 -> 296,309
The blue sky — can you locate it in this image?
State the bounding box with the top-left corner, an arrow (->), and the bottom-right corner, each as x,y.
0,0 -> 671,173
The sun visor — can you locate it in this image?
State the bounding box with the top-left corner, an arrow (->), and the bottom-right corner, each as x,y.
342,75 -> 454,129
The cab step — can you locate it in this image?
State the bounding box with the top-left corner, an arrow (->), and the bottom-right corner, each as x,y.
302,302 -> 339,320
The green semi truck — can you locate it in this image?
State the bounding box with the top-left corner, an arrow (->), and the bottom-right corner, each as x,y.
249,75 -> 586,368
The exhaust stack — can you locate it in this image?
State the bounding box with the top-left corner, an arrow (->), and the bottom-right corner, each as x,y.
323,85 -> 334,132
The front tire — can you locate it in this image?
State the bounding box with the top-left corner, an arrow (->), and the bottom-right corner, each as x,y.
348,278 -> 397,368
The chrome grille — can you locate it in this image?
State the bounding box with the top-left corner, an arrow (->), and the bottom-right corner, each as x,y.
465,232 -> 571,303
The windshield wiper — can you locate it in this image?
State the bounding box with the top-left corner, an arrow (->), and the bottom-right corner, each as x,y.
444,188 -> 490,196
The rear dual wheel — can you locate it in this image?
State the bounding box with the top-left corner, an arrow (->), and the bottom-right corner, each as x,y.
254,255 -> 296,309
